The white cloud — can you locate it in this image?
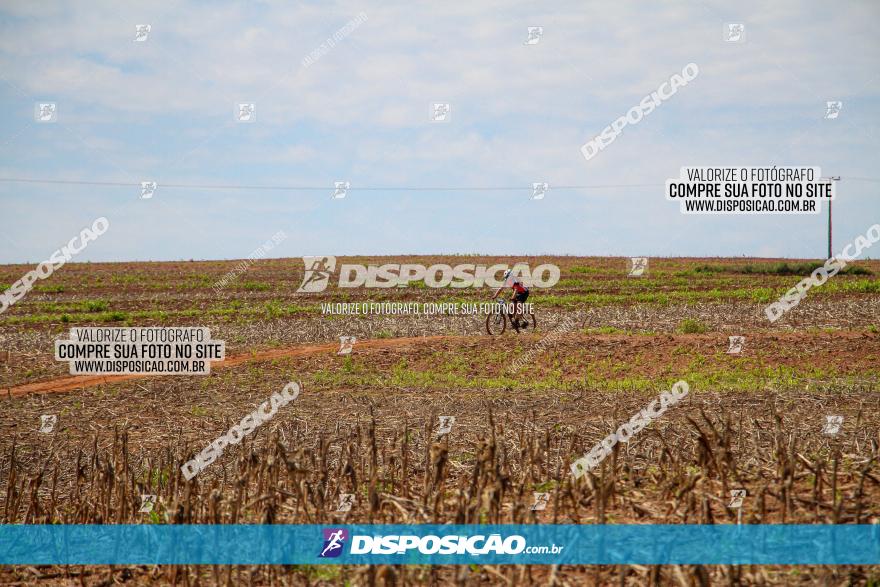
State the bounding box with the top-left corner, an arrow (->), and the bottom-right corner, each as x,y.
0,0 -> 878,261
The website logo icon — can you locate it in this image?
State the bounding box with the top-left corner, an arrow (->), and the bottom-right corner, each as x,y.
319,528 -> 348,558
298,256 -> 336,293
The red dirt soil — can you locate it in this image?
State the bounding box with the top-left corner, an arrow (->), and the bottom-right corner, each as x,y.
6,330 -> 878,398
3,335 -> 453,398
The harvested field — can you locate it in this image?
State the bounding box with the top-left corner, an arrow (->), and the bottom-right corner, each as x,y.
1,256 -> 879,585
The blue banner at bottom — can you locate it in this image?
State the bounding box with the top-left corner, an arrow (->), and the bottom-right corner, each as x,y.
1,524 -> 878,565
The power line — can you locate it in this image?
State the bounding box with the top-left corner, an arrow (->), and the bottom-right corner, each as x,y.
0,177 -> 658,191
0,178 -> 134,187
840,177 -> 880,183
0,176 -> 876,192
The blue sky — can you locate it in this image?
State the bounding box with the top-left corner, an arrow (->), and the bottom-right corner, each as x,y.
0,0 -> 878,263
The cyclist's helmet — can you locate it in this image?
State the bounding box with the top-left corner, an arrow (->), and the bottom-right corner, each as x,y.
503,269 -> 512,280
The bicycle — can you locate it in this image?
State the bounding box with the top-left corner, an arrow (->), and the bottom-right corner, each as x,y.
485,298 -> 537,335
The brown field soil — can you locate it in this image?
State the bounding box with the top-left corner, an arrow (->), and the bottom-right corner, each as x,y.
4,335 -> 446,397
5,330 -> 879,399
1,256 -> 879,585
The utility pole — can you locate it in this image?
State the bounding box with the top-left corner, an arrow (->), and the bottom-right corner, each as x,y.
827,176 -> 840,259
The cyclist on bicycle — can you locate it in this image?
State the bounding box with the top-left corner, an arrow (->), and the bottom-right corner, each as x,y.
492,268 -> 530,327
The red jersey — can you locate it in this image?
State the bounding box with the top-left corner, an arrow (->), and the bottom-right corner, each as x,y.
509,279 -> 528,294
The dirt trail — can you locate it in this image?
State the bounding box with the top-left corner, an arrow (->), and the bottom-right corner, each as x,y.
5,330 -> 877,398
4,335 -> 453,398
